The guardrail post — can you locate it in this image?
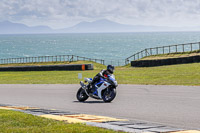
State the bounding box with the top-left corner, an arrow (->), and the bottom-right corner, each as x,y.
141,51 -> 143,58
199,42 -> 200,50
163,47 -> 164,54
67,55 -> 69,62
156,47 -> 158,55
191,43 -> 192,51
182,44 -> 185,52
63,55 -> 65,62
145,49 -> 147,56
176,45 -> 178,53
72,55 -> 74,62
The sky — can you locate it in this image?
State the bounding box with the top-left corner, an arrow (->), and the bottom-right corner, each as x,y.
1,0 -> 200,29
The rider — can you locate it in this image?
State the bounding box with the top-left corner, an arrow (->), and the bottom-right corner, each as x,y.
90,65 -> 115,88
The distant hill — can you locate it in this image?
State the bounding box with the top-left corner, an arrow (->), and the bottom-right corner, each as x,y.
58,19 -> 175,33
0,21 -> 53,34
1,19 -> 200,34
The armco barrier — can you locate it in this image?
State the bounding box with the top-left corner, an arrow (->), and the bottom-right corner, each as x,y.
0,64 -> 93,71
131,55 -> 200,67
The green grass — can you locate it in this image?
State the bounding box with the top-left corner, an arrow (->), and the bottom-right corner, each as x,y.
0,61 -> 105,69
0,109 -> 121,133
140,50 -> 200,60
0,61 -> 200,86
116,63 -> 200,85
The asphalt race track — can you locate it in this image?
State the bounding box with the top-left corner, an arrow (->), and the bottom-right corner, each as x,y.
0,84 -> 199,130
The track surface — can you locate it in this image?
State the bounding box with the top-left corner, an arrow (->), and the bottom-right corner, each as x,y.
0,84 -> 199,129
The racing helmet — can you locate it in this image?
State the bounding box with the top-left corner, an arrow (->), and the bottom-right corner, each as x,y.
107,65 -> 115,74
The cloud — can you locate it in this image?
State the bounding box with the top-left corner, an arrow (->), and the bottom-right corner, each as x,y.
0,0 -> 200,28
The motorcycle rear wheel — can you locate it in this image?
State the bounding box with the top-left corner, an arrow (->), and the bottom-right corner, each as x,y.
76,87 -> 89,102
102,88 -> 116,103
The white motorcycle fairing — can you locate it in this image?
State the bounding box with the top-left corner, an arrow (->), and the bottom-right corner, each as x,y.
96,81 -> 111,99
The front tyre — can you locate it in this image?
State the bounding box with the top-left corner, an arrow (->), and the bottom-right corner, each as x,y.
102,88 -> 116,103
76,87 -> 89,102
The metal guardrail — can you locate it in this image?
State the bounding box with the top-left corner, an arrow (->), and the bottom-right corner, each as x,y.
125,41 -> 200,65
0,55 -> 105,65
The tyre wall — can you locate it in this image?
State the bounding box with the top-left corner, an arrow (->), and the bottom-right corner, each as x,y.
131,55 -> 200,67
0,64 -> 93,71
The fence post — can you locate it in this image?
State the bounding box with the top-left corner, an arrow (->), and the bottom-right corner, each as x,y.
72,55 -> 74,62
145,49 -> 147,56
156,47 -> 158,55
59,55 -> 61,62
141,51 -> 143,58
182,44 -> 185,52
199,42 -> 200,50
163,47 -> 165,54
176,45 -> 178,53
63,55 -> 65,62
150,48 -> 152,55
190,43 -> 192,52
169,46 -> 170,53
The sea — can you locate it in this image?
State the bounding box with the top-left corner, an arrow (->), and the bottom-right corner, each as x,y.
0,32 -> 200,65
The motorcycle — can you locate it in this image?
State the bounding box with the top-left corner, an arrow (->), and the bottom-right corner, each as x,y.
76,74 -> 118,102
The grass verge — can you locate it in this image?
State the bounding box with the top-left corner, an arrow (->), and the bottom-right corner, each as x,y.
0,109 -> 121,133
140,50 -> 200,60
0,61 -> 199,85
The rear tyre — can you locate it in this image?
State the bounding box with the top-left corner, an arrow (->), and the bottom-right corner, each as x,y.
76,87 -> 89,102
102,88 -> 116,103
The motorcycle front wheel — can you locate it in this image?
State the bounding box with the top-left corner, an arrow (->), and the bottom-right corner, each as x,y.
102,88 -> 116,103
76,87 -> 89,102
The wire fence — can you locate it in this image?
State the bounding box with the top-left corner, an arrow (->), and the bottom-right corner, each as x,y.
104,60 -> 126,66
0,55 -> 105,65
125,41 -> 200,65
